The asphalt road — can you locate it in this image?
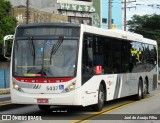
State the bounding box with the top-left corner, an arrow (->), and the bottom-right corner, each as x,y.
1,85 -> 160,123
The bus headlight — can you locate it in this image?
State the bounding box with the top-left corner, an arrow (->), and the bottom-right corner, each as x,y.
62,81 -> 76,93
13,82 -> 19,90
13,82 -> 24,92
69,85 -> 74,90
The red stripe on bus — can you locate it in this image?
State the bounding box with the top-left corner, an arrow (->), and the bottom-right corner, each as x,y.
14,77 -> 73,83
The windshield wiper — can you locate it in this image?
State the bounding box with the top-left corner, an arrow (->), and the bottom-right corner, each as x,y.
28,36 -> 35,65
50,36 -> 64,64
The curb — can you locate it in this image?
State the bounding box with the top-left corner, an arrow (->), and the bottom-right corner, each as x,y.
0,88 -> 10,94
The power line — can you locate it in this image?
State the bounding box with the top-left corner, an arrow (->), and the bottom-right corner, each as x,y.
142,0 -> 160,6
129,0 -> 160,9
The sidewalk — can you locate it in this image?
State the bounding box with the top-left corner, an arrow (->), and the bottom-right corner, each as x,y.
0,88 -> 10,95
0,88 -> 10,103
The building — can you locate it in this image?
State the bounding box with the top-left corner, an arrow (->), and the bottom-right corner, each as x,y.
12,7 -> 68,24
92,0 -> 102,28
9,0 -> 99,27
101,0 -> 123,29
9,0 -> 123,29
56,0 -> 95,26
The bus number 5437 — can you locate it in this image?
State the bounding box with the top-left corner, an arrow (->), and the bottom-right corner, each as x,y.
46,86 -> 58,91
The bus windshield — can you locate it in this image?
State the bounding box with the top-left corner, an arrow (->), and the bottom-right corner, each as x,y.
13,38 -> 78,77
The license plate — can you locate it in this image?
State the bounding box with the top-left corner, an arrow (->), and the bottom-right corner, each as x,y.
37,98 -> 48,103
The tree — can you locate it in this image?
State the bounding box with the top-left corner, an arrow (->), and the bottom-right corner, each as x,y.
127,14 -> 160,40
0,0 -> 17,42
0,0 -> 17,60
127,14 -> 160,63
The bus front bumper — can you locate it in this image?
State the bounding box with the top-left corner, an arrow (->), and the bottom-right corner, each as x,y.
11,89 -> 83,106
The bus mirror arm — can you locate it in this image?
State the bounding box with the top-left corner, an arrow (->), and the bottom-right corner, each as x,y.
3,35 -> 14,60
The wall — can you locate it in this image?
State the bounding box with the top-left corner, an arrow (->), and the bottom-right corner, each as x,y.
57,1 -> 95,26
9,0 -> 57,13
12,7 -> 68,24
10,0 -> 97,27
57,0 -> 93,5
92,0 -> 101,28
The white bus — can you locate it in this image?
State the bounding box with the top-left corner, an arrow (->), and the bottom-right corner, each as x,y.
7,23 -> 158,111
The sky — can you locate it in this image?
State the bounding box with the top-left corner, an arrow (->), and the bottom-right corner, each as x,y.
126,0 -> 160,20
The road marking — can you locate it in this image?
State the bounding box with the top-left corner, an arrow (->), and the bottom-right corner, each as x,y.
72,93 -> 160,123
0,101 -> 11,106
71,101 -> 133,123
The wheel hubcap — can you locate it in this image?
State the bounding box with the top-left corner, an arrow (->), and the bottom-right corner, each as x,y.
144,83 -> 147,94
139,86 -> 142,97
99,90 -> 104,105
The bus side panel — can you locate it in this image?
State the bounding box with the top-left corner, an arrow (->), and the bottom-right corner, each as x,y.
150,67 -> 158,91
119,68 -> 157,98
81,69 -> 158,107
117,74 -> 130,98
82,75 -> 121,106
81,76 -> 100,106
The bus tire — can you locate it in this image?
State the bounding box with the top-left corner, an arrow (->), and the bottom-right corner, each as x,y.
38,105 -> 50,111
135,80 -> 143,100
142,80 -> 147,99
92,84 -> 105,111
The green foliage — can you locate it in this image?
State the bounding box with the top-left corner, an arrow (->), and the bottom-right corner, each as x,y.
127,14 -> 160,40
0,0 -> 17,45
127,14 -> 160,64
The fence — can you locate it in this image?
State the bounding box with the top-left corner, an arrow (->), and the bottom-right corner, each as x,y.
0,70 -> 10,89
0,62 -> 10,90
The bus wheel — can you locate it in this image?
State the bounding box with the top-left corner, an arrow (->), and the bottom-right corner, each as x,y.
136,80 -> 143,100
38,105 -> 50,111
92,84 -> 105,111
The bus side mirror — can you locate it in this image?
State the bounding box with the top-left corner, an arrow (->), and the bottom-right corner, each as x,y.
3,35 -> 14,60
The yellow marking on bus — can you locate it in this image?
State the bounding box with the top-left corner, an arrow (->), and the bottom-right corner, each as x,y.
72,93 -> 160,123
24,74 -> 36,77
131,48 -> 141,62
0,101 -> 11,106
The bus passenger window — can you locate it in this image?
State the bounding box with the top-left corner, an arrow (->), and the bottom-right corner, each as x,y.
82,34 -> 94,75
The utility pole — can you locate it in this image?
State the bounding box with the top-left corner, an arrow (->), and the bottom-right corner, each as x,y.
108,0 -> 112,29
123,0 -> 136,31
26,0 -> 30,24
124,0 -> 126,31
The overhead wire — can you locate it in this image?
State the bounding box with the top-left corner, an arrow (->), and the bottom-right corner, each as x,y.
131,0 -> 160,9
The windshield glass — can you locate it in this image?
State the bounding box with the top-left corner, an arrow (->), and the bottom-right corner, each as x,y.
13,39 -> 78,77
